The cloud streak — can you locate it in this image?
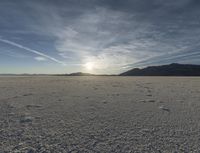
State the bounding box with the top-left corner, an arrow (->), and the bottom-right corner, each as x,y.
0,38 -> 65,65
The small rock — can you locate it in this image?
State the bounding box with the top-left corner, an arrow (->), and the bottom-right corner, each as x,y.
20,116 -> 34,123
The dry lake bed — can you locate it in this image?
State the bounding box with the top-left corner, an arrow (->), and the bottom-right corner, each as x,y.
0,76 -> 200,153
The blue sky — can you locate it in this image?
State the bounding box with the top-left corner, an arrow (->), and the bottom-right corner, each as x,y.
0,0 -> 200,74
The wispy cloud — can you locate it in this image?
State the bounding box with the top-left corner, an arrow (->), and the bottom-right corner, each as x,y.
0,38 -> 66,65
34,56 -> 47,61
0,49 -> 29,58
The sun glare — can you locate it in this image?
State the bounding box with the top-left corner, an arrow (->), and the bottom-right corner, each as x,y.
84,62 -> 94,71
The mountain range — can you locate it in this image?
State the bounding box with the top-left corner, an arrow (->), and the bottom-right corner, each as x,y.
120,63 -> 200,76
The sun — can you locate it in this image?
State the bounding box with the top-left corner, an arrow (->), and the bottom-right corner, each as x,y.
84,62 -> 94,71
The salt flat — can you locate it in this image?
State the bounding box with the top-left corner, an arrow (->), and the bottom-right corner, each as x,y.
0,76 -> 200,153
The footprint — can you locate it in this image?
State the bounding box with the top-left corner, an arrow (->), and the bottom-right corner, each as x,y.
139,100 -> 146,103
26,104 -> 42,109
23,93 -> 33,97
159,106 -> 170,112
102,100 -> 107,104
148,99 -> 155,103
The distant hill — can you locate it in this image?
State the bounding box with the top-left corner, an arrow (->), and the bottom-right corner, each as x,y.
67,72 -> 95,76
0,72 -> 95,76
55,72 -> 95,76
120,63 -> 200,76
58,72 -> 116,76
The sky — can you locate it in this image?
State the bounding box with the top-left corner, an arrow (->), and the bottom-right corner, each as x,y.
0,0 -> 200,74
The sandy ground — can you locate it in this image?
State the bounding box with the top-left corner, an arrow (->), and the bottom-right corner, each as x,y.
0,76 -> 200,153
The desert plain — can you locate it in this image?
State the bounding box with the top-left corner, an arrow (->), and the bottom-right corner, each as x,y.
0,76 -> 200,153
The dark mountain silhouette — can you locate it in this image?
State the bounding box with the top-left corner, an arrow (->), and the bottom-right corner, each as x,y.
120,63 -> 200,76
